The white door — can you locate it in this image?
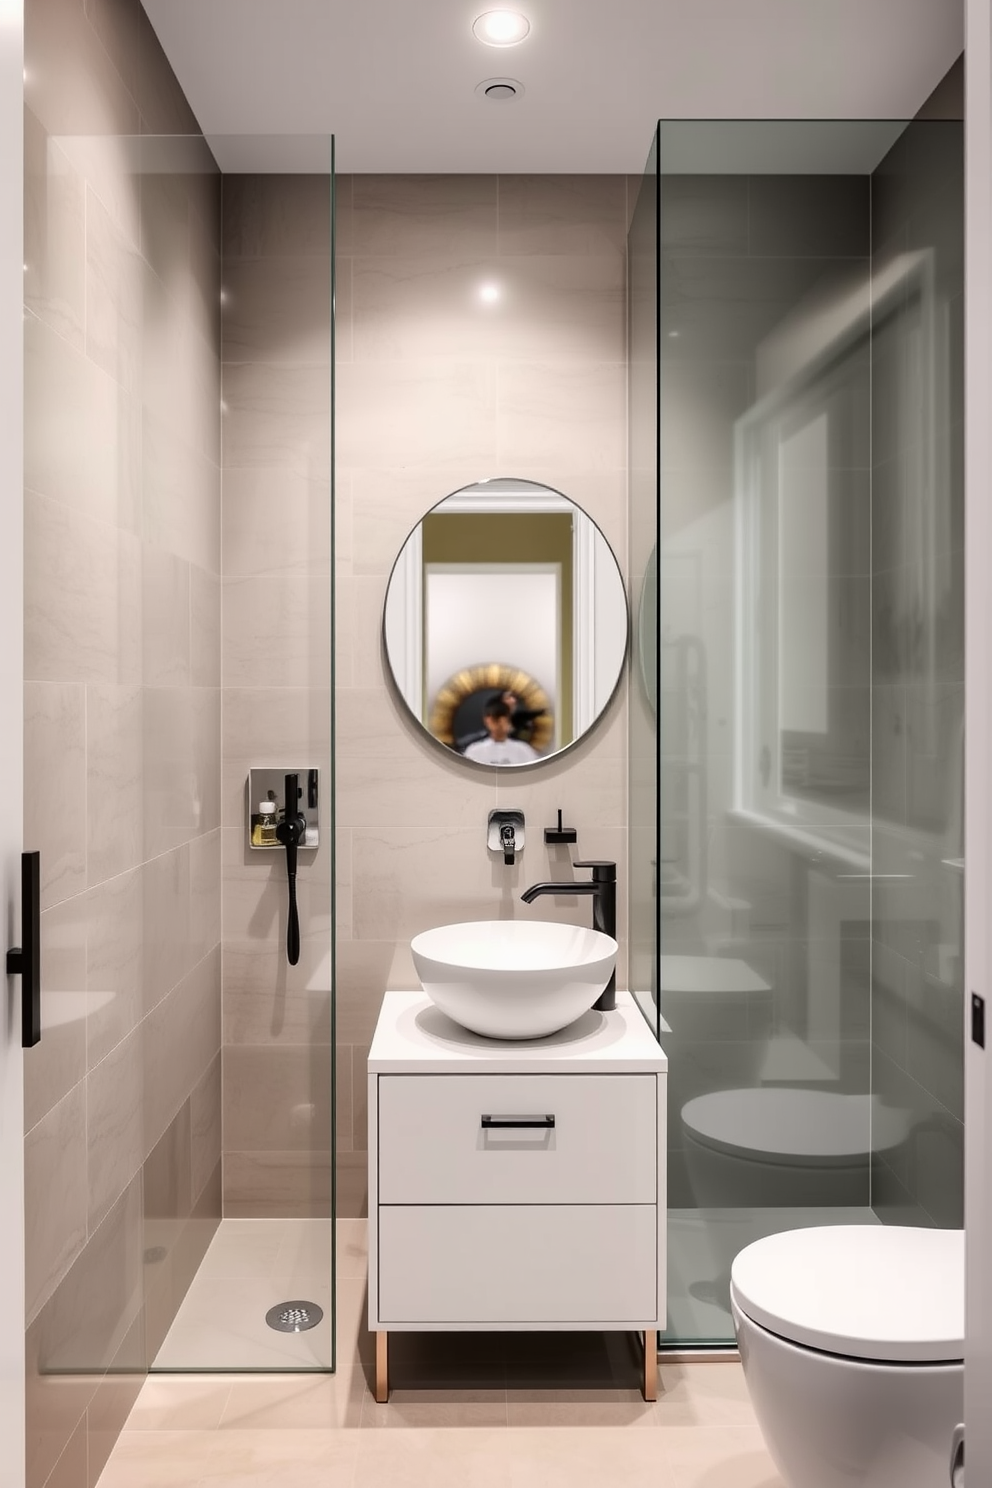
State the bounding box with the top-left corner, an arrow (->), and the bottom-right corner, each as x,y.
966,6 -> 992,1484
0,1 -> 25,1482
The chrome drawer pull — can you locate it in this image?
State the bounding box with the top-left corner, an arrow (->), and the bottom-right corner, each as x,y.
481,1114 -> 555,1129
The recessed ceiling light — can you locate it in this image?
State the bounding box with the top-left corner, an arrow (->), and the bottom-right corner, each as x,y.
472,10 -> 530,46
479,283 -> 500,303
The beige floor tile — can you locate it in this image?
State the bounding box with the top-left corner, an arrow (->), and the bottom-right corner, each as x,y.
354,1427 -> 511,1487
220,1369 -> 367,1431
336,1218 -> 369,1279
662,1426 -> 785,1488
499,1425 -> 677,1487
125,1376 -> 234,1430
199,1428 -> 359,1487
95,1429 -> 219,1487
655,1362 -> 760,1427
505,1388 -> 657,1428
362,1388 -> 509,1429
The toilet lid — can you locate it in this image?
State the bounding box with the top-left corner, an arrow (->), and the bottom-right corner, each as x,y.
681,1089 -> 910,1166
731,1225 -> 964,1362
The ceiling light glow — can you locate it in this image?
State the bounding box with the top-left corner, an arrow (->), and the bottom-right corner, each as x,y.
479,283 -> 500,303
473,10 -> 530,46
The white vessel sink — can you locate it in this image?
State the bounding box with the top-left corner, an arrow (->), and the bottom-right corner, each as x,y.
410,919 -> 617,1039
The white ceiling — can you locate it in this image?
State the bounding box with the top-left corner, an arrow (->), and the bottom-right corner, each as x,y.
139,0 -> 963,174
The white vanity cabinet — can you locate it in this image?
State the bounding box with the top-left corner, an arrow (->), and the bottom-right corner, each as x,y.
367,990 -> 667,1401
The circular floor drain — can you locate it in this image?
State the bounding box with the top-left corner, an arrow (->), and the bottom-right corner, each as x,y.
266,1300 -> 323,1333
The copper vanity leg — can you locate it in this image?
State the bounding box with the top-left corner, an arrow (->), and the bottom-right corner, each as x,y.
642,1329 -> 658,1402
374,1330 -> 389,1403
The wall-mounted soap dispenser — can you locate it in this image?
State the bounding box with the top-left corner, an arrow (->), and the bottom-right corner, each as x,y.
246,769 -> 319,965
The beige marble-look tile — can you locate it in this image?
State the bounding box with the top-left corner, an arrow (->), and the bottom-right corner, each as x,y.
221,467 -> 332,579
197,1428 -> 359,1487
85,682 -> 143,886
92,1429 -> 218,1488
222,174 -> 331,261
41,1410 -> 87,1488
25,1082 -> 87,1324
220,1371 -> 364,1432
499,1426 -> 679,1488
143,949 -> 221,1155
86,183 -> 143,395
335,1217 -> 368,1280
222,361 -> 331,480
336,744 -> 491,831
189,829 -> 222,970
142,548 -> 190,688
222,255 -> 331,366
361,1392 -> 509,1431
86,864 -> 143,1065
87,1026 -> 143,1230
220,689 -> 331,831
335,360 -> 496,473
346,465 -> 454,577
26,494 -> 142,687
497,176 -> 627,258
354,1427 -> 509,1488
222,576 -> 331,690
123,1376 -> 233,1432
25,310 -> 141,532
142,411 -> 221,575
191,565 -> 222,688
655,1362 -> 764,1428
222,1150 -> 330,1220
24,897 -> 88,1133
223,1044 -> 331,1153
662,1426 -> 784,1488
496,361 -> 626,472
24,0 -> 139,156
190,1054 -> 222,1203
349,823 -> 512,942
350,175 -> 497,258
142,687 -> 221,857
24,107 -> 85,352
24,681 -> 87,909
335,1040 -> 354,1152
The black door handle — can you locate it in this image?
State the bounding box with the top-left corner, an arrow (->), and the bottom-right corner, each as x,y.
6,851 -> 41,1047
481,1114 -> 555,1129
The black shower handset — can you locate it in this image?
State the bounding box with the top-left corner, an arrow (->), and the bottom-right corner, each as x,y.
275,772 -> 307,966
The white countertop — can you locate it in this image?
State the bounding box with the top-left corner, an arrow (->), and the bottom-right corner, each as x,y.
368,990 -> 667,1075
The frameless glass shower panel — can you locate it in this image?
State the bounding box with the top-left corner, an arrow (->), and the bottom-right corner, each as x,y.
628,129 -> 661,1040
655,121 -> 906,1346
149,135 -> 337,1373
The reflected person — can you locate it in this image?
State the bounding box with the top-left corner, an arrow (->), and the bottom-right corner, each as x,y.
462,699 -> 539,765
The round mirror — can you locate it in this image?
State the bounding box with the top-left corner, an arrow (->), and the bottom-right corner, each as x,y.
382,478 -> 628,768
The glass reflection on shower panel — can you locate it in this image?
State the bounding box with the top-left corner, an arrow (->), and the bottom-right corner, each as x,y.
650,118 -> 946,1348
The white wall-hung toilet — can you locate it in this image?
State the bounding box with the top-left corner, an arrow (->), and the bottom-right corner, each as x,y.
681,1089 -> 910,1207
731,1226 -> 963,1488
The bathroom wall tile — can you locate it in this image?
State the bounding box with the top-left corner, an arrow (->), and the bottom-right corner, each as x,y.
497,175 -> 626,257
188,200 -> 223,349
25,314 -> 141,532
222,576 -> 331,691
25,1083 -> 88,1324
86,683 -> 143,886
656,175 -> 749,256
142,412 -> 221,574
334,941 -> 416,1043
223,173 -> 332,261
350,175 -> 496,258
223,1044 -> 332,1153
222,468 -> 332,579
26,495 -> 142,687
86,1320 -> 145,1488
336,744 -> 492,831
222,361 -> 331,480
144,948 -> 221,1156
190,565 -> 221,688
25,1304 -> 96,1488
336,1150 -> 368,1219
190,1054 -> 222,1203
350,825 -> 514,943
41,1413 -> 87,1488
23,109 -> 85,352
189,829 -> 222,970
86,184 -> 144,395
24,899 -> 88,1134
660,361 -> 752,471
223,1150 -> 332,1219
335,1041 -> 354,1153
222,255 -> 331,366
748,175 -> 869,257
140,846 -> 191,1016
87,1026 -> 143,1230
25,0 -> 139,142
496,361 -> 625,471
141,548 -> 190,688
141,688 -> 195,857
350,1046 -> 369,1156
86,865 -> 142,1065
221,686 -> 331,829
24,682 -> 87,910
335,360 -> 496,472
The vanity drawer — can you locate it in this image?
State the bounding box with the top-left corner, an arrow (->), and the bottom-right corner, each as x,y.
377,1204 -> 658,1325
376,1073 -> 657,1205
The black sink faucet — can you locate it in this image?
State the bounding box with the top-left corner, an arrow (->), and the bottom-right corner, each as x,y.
520,861 -> 617,1011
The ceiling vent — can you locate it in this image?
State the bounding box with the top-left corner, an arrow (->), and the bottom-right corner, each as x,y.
476,77 -> 524,101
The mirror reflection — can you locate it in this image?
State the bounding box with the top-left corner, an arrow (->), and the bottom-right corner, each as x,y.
383,479 -> 628,767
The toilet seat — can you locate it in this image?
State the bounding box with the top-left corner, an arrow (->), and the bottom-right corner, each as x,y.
682,1089 -> 909,1166
731,1225 -> 964,1363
